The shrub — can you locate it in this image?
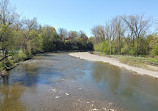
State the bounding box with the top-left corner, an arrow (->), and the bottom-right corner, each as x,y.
152,43 -> 158,56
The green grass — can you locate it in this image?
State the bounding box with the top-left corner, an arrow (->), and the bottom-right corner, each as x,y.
115,56 -> 158,66
93,51 -> 158,70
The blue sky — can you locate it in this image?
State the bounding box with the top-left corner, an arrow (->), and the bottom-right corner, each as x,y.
10,0 -> 158,37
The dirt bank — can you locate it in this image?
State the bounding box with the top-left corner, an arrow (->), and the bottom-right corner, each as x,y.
69,52 -> 158,79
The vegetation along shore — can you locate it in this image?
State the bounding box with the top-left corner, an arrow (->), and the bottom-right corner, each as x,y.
0,0 -> 158,78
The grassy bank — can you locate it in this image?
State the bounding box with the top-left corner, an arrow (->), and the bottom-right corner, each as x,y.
93,51 -> 158,71
0,51 -> 33,77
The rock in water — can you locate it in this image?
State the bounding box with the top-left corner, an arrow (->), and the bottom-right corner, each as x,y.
65,93 -> 69,96
93,108 -> 98,111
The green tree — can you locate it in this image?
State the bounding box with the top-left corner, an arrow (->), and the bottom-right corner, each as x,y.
0,0 -> 18,68
41,26 -> 58,51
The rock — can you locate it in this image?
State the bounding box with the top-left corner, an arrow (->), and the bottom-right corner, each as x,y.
50,89 -> 56,92
103,108 -> 108,111
93,108 -> 98,111
55,96 -> 60,99
108,109 -> 114,111
109,102 -> 113,105
65,93 -> 69,96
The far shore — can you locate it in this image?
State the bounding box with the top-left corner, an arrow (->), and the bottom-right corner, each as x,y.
69,52 -> 158,79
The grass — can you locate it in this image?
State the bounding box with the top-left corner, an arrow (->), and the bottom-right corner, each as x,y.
93,51 -> 158,71
115,56 -> 158,66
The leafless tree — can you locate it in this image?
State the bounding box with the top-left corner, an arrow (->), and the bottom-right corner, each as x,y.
79,31 -> 88,43
91,25 -> 105,44
58,28 -> 67,41
112,16 -> 126,54
22,17 -> 38,31
68,31 -> 78,41
121,15 -> 151,55
104,22 -> 116,55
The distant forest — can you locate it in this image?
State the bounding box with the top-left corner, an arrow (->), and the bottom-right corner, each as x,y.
0,0 -> 158,72
0,0 -> 93,71
91,16 -> 158,56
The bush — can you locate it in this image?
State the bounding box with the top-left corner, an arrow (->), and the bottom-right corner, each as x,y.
152,43 -> 158,56
94,41 -> 110,54
12,50 -> 27,62
129,47 -> 137,56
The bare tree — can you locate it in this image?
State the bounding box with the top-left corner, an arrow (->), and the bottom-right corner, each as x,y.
68,31 -> 78,42
112,16 -> 126,54
58,28 -> 67,41
22,17 -> 38,31
79,31 -> 88,43
121,15 -> 151,55
91,25 -> 105,44
104,23 -> 114,54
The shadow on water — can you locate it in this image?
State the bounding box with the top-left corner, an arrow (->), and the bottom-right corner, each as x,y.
0,77 -> 26,111
1,75 -> 9,85
91,62 -> 158,111
1,59 -> 64,87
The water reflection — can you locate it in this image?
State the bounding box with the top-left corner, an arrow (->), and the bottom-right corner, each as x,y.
0,83 -> 26,111
21,64 -> 40,86
7,63 -> 41,87
91,62 -> 121,93
1,75 -> 9,85
0,53 -> 158,111
91,62 -> 158,111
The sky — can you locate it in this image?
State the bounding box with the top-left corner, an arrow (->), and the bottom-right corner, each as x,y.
10,0 -> 158,37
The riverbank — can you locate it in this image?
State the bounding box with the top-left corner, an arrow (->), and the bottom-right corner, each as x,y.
0,56 -> 32,78
0,50 -> 92,78
69,52 -> 158,79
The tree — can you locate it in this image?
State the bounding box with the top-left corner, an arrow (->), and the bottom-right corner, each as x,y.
91,25 -> 105,44
147,34 -> 158,56
68,31 -> 78,42
41,26 -> 58,51
20,18 -> 41,56
121,15 -> 151,55
0,0 -> 18,67
58,28 -> 67,42
104,23 -> 114,54
112,16 -> 125,54
79,31 -> 88,43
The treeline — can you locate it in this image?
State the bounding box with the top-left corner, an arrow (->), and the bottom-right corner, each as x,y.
0,0 -> 93,71
91,15 -> 158,56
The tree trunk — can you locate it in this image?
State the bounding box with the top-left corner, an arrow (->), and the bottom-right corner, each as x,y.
109,37 -> 112,55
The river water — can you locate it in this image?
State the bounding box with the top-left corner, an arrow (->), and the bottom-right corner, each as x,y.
0,53 -> 158,111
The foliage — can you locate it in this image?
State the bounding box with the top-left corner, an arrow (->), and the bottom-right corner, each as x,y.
0,0 -> 94,71
1,0 -> 158,72
92,15 -> 158,57
152,43 -> 158,56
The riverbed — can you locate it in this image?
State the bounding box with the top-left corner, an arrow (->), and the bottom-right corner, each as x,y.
0,53 -> 158,111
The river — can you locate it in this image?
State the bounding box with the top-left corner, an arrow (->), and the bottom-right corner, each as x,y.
0,53 -> 158,111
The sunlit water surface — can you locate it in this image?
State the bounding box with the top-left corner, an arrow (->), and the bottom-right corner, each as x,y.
0,53 -> 158,111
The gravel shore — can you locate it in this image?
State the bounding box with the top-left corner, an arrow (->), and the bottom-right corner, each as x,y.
69,52 -> 158,79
